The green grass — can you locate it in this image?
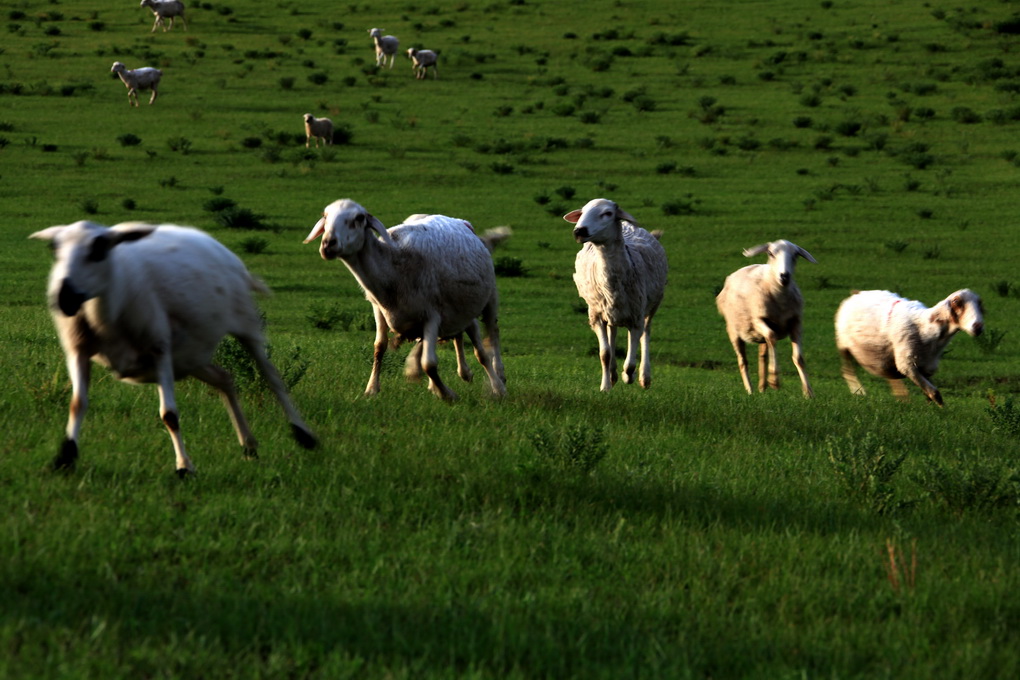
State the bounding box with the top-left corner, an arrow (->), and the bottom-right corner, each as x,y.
2,0 -> 1020,677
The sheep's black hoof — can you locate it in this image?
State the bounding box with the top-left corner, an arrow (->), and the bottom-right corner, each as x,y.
243,446 -> 259,460
175,468 -> 194,480
292,424 -> 318,450
52,439 -> 78,473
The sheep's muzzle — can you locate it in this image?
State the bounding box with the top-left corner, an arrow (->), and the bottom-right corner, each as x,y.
57,278 -> 87,316
573,227 -> 589,243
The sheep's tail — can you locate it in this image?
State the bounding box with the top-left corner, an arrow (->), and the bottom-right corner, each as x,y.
249,275 -> 272,296
480,226 -> 513,252
649,229 -> 664,241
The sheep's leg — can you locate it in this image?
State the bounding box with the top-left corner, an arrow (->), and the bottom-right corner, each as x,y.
151,16 -> 160,32
192,364 -> 259,457
466,319 -> 506,398
482,300 -> 506,387
622,327 -> 639,385
789,323 -> 813,398
638,318 -> 653,389
148,87 -> 157,105
453,330 -> 474,383
128,89 -> 138,107
839,348 -> 866,396
422,317 -> 457,401
155,358 -> 194,477
404,341 -> 424,382
761,334 -> 780,391
55,351 -> 91,471
594,320 -> 616,392
896,351 -> 943,406
366,306 -> 389,396
757,342 -> 770,392
730,336 -> 754,395
236,336 -> 318,449
888,379 -> 911,402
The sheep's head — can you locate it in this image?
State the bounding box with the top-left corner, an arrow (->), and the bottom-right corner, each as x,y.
743,239 -> 816,288
29,221 -> 155,316
369,28 -> 383,38
944,289 -> 984,337
563,198 -> 637,245
304,199 -> 392,261
110,61 -> 125,75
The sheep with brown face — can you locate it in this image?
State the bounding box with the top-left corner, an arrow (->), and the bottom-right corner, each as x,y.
835,288 -> 984,406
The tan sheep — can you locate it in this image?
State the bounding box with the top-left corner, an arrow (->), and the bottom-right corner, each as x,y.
716,239 -> 816,397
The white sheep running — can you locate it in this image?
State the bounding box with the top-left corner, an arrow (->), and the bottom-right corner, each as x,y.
111,61 -> 162,106
369,28 -> 400,68
304,199 -> 506,401
140,0 -> 187,33
29,220 -> 317,477
835,288 -> 984,406
564,198 -> 668,392
716,239 -> 816,397
407,48 -> 439,79
303,113 -> 333,148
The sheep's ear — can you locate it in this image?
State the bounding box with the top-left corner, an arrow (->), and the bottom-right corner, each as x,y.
616,207 -> 639,225
563,209 -> 583,223
797,246 -> 818,264
742,243 -> 769,257
29,226 -> 65,241
88,227 -> 154,262
366,213 -> 396,246
303,216 -> 325,244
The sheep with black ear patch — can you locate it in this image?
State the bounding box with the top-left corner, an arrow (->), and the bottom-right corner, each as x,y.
304,199 -> 506,401
564,198 -> 668,392
716,239 -> 816,397
29,220 -> 317,477
835,288 -> 983,406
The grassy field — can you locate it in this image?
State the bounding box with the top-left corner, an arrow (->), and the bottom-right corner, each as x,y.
2,0 -> 1020,677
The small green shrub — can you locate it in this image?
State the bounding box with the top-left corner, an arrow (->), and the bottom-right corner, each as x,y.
974,328 -> 1007,355
122,198 -> 136,211
912,453 -> 1019,515
306,302 -> 361,331
529,423 -> 609,475
493,256 -> 527,277
166,137 -> 192,154
117,133 -> 142,147
240,237 -> 269,254
215,207 -> 268,230
204,197 -> 237,213
826,432 -> 907,515
79,197 -> 99,215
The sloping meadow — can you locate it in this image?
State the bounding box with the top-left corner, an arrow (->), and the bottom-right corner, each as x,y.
2,0 -> 1020,677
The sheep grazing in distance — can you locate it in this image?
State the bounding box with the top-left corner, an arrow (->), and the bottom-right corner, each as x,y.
407,48 -> 439,79
304,200 -> 506,401
716,239 -> 817,397
835,288 -> 984,406
303,113 -> 333,148
110,61 -> 162,106
140,0 -> 187,33
29,220 -> 317,477
564,198 -> 668,392
369,28 -> 400,68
